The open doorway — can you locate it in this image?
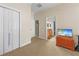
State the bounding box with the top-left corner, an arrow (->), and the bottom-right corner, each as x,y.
46,16 -> 56,40
35,20 -> 39,37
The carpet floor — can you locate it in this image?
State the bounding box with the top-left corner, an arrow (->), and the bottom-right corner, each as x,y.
4,37 -> 79,56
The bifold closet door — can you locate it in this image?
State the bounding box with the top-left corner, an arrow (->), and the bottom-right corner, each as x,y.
0,7 -> 3,55
3,8 -> 13,53
3,8 -> 19,53
12,11 -> 19,50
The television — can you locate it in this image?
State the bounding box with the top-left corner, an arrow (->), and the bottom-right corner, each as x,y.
57,29 -> 73,37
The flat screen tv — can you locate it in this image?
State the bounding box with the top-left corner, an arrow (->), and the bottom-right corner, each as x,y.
57,29 -> 73,37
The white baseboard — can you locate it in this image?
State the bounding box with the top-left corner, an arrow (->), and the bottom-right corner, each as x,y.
20,40 -> 31,48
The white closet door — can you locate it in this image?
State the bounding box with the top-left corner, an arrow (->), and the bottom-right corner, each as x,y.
12,11 -> 19,50
3,8 -> 13,53
8,9 -> 13,52
0,7 -> 3,55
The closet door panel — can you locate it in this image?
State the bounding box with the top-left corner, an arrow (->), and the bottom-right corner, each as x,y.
13,11 -> 19,50
0,7 -> 3,55
3,8 -> 13,53
3,8 -> 9,53
8,9 -> 13,52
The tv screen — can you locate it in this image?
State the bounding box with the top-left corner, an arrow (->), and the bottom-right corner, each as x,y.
58,29 -> 73,37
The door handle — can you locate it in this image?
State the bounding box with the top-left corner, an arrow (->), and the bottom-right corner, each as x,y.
8,33 -> 10,46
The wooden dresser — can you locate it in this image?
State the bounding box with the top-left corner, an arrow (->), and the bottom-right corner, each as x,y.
56,35 -> 75,51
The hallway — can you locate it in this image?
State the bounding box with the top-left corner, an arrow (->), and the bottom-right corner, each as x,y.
4,37 -> 79,56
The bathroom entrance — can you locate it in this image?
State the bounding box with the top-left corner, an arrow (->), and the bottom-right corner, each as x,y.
46,16 -> 56,40
35,20 -> 39,37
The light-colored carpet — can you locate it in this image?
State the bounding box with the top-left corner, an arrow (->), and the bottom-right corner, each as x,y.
4,37 -> 79,56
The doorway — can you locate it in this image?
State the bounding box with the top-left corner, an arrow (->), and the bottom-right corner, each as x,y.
46,16 -> 56,40
35,20 -> 39,37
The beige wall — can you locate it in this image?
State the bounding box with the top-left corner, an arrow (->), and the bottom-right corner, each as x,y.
1,3 -> 35,47
35,4 -> 79,40
35,13 -> 46,39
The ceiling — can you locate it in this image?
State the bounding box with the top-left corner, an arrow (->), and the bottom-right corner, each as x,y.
31,3 -> 60,13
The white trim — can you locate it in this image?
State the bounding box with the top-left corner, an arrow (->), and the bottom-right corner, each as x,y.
0,4 -> 20,12
20,40 -> 31,47
46,17 -> 47,40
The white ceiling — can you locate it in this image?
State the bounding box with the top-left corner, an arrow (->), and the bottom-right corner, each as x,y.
31,3 -> 60,13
